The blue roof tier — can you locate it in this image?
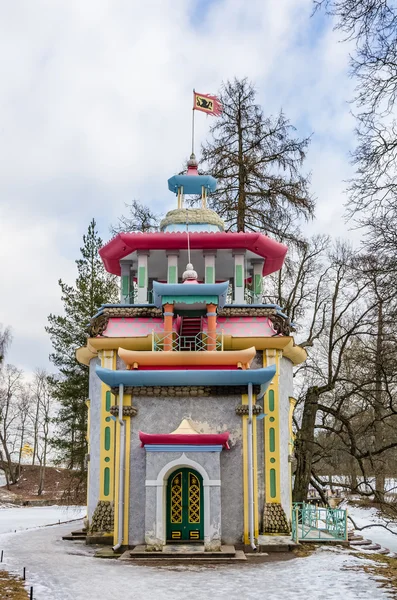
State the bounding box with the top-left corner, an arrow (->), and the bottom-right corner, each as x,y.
168,174 -> 217,195
153,281 -> 229,309
96,365 -> 276,389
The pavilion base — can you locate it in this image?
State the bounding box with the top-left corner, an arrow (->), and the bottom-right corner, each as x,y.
121,544 -> 247,563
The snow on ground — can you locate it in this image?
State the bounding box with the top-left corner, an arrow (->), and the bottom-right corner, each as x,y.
348,504 -> 397,553
0,506 -> 86,534
0,519 -> 392,600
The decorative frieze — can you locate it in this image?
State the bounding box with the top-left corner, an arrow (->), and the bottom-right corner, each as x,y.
111,385 -> 261,397
263,502 -> 290,534
90,500 -> 114,533
218,307 -> 277,317
109,405 -> 138,417
235,403 -> 263,416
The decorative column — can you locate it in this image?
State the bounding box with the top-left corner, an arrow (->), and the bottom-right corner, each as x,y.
120,261 -> 132,304
113,393 -> 136,548
262,349 -> 290,534
137,250 -> 150,304
232,250 -> 245,304
238,394 -> 259,544
251,259 -> 264,304
206,303 -> 217,351
166,250 -> 179,284
163,303 -> 174,351
204,250 -> 217,284
88,350 -> 116,539
85,399 -> 91,511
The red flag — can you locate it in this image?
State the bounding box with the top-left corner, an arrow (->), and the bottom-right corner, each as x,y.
193,91 -> 222,116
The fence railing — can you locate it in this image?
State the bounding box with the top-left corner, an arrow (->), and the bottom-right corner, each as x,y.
291,502 -> 348,543
152,332 -> 223,352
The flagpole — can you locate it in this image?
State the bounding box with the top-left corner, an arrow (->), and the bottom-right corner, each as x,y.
192,89 -> 195,155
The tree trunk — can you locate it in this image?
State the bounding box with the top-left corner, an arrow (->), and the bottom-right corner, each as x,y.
293,387 -> 320,502
236,106 -> 246,232
0,433 -> 17,485
374,299 -> 385,503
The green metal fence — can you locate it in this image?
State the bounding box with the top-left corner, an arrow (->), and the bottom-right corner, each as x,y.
291,502 -> 348,543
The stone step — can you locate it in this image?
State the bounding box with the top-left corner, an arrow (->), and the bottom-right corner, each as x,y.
257,535 -> 298,553
364,544 -> 382,551
378,548 -> 390,555
121,549 -> 247,563
62,535 -> 87,541
71,529 -> 87,537
350,539 -> 372,546
349,535 -> 364,541
127,544 -> 238,560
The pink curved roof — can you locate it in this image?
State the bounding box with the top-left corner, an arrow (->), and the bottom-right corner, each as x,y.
139,431 -> 230,449
100,231 -> 287,276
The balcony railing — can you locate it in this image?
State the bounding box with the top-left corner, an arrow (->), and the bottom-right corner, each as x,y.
291,502 -> 348,543
152,331 -> 223,352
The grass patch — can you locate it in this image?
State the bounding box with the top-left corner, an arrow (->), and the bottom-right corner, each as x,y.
347,552 -> 397,597
0,570 -> 28,599
292,543 -> 317,558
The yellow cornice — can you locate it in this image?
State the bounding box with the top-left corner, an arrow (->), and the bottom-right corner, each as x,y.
223,336 -> 306,365
76,346 -> 98,366
76,335 -> 306,366
118,346 -> 256,368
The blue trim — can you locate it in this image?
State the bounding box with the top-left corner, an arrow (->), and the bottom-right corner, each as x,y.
144,445 -> 223,452
95,364 -> 276,388
168,174 -> 217,195
153,281 -> 229,309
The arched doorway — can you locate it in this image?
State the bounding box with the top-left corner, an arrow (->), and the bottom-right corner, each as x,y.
166,467 -> 204,542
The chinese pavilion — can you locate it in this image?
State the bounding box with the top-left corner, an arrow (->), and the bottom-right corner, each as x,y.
76,153 -> 306,553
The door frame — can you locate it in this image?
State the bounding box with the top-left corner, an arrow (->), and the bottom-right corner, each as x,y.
145,453 -> 221,547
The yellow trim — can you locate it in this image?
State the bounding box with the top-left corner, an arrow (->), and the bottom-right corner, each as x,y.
113,393 -> 132,546
118,346 -> 256,368
288,397 -> 297,519
123,394 -> 131,543
223,336 -> 306,365
76,346 -> 98,366
99,350 -> 116,503
76,335 -> 307,366
253,414 -> 259,538
85,399 -> 91,513
263,349 -> 281,503
241,393 -> 249,544
88,336 -> 153,352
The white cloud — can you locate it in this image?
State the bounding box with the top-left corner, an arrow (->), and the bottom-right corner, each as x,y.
0,0 -> 356,372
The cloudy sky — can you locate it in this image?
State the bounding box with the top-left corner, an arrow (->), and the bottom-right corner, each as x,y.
0,0 -> 357,374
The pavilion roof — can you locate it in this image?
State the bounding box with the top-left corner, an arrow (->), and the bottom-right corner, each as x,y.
99,231 -> 288,276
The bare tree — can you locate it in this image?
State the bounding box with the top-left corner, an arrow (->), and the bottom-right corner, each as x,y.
0,325 -> 11,365
0,364 -> 23,486
292,243 -> 377,502
316,1 -> 397,256
31,370 -> 52,496
16,384 -> 32,480
110,200 -> 160,235
201,78 -> 314,240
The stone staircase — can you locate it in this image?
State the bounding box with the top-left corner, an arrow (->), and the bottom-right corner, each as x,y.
348,529 -> 397,558
62,529 -> 87,542
120,544 -> 247,563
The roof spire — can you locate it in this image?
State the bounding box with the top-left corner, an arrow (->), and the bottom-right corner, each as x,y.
187,153 -> 199,176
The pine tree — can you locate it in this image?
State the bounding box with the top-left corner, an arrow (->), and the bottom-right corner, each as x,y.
201,78 -> 314,241
46,219 -> 118,471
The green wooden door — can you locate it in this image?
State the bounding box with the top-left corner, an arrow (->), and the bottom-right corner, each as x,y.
166,468 -> 204,542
